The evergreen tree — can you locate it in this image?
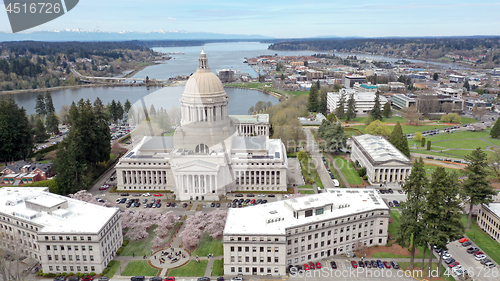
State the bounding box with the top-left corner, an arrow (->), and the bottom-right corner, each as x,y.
335,93 -> 346,120
123,99 -> 132,123
396,158 -> 428,269
307,86 -> 319,112
463,80 -> 470,91
423,168 -> 464,277
433,72 -> 439,81
116,101 -> 124,123
109,100 -> 118,123
35,93 -> 46,116
34,118 -> 49,143
370,91 -> 383,120
93,98 -> 112,163
462,148 -> 496,230
150,104 -> 157,118
345,94 -> 356,121
45,91 -> 55,114
0,96 -> 33,163
389,122 -> 410,157
45,112 -> 59,135
382,102 -> 392,119
318,92 -> 328,115
491,119 -> 500,138
319,121 -> 347,152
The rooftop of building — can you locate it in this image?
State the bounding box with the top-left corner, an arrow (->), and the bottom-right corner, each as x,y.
0,187 -> 118,234
231,114 -> 269,123
352,134 -> 411,163
484,203 -> 500,217
224,189 -> 388,235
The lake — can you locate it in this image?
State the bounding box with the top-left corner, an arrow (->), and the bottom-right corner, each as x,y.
1,86 -> 279,116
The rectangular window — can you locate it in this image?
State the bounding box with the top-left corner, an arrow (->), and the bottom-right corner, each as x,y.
231,247 -> 235,252
315,208 -> 324,215
76,255 -> 80,261
62,255 -> 66,261
275,257 -> 279,263
305,210 -> 313,217
82,246 -> 86,251
89,246 -> 93,251
75,246 -> 79,251
55,255 -> 58,261
48,255 -> 52,261
90,255 -> 94,261
53,245 -> 57,250
69,255 -> 73,261
83,255 -> 87,261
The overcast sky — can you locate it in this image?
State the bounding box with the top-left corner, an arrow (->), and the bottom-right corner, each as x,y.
1,0 -> 499,37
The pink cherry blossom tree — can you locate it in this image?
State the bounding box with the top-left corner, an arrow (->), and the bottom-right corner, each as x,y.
179,212 -> 206,250
152,212 -> 178,250
121,209 -> 162,241
204,209 -> 228,239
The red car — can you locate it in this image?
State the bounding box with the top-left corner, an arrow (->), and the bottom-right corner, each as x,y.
449,262 -> 460,268
316,262 -> 321,269
303,263 -> 309,271
383,261 -> 391,268
250,199 -> 256,204
459,238 -> 469,243
99,184 -> 109,190
153,193 -> 163,197
351,261 -> 358,268
474,251 -> 484,256
309,262 -> 315,269
165,277 -> 175,281
82,276 -> 94,281
166,202 -> 171,207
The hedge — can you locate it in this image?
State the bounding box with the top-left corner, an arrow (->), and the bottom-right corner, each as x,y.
122,240 -> 130,247
32,143 -> 59,157
116,247 -> 125,256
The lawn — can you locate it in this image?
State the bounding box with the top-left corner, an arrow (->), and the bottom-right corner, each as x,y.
423,164 -> 463,177
121,226 -> 157,256
299,190 -> 315,194
285,90 -> 309,96
332,156 -> 363,185
432,139 -> 491,149
349,124 -> 450,135
169,260 -> 208,277
462,215 -> 500,265
225,82 -> 271,89
211,259 -> 224,276
106,261 -> 121,278
388,210 -> 401,237
298,185 -> 314,189
311,170 -> 324,188
410,149 -> 467,159
192,234 -> 224,257
121,260 -> 158,276
350,116 -> 407,124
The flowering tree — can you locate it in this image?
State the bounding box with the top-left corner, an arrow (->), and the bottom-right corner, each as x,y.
152,212 -> 178,250
180,210 -> 229,250
121,209 -> 162,241
204,209 -> 228,239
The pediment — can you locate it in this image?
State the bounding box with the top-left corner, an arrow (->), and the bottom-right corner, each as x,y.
172,160 -> 219,173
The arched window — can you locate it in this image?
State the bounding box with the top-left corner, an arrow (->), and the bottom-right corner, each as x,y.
195,143 -> 209,154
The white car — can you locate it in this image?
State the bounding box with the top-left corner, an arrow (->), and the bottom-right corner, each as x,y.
485,262 -> 496,268
452,267 -> 464,276
115,198 -> 122,203
142,193 -> 151,197
442,252 -> 452,259
475,254 -> 487,261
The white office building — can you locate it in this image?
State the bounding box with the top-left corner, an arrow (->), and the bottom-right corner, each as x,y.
223,189 -> 390,276
327,88 -> 388,114
351,134 -> 412,184
0,187 -> 122,274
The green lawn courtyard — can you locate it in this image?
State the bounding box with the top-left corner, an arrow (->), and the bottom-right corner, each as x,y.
298,189 -> 315,194
192,234 -> 224,257
121,260 -> 158,276
332,156 -> 363,185
462,215 -> 500,265
211,259 -> 224,276
121,226 -> 157,256
169,260 -> 208,277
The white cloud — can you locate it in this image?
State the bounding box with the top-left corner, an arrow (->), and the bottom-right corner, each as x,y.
166,17 -> 177,21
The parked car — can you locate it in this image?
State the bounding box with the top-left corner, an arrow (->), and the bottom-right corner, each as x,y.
98,277 -> 109,281
462,241 -> 472,247
467,247 -> 479,254
388,202 -> 394,207
377,260 -> 384,268
393,200 -> 399,207
475,254 -> 487,261
303,263 -> 309,271
153,193 -> 163,197
121,193 -> 129,196
358,260 -> 365,268
216,277 -> 224,281
309,262 -> 315,269
316,262 -> 321,269
81,277 -> 94,281
480,259 -> 491,265
459,237 -> 469,243
54,277 -> 67,281
142,193 -> 151,196
235,194 -> 244,197
350,261 -> 358,268
383,261 -> 391,268
449,262 -> 460,268
197,278 -> 210,281
445,258 -> 455,264
211,202 -> 215,207
364,260 -> 371,268
391,261 -> 399,269
268,194 -> 275,197
150,278 -> 163,281
485,262 -> 496,268
330,261 -> 337,269
247,194 -> 255,197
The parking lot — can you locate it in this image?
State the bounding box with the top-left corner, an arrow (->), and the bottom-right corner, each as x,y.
445,238 -> 498,281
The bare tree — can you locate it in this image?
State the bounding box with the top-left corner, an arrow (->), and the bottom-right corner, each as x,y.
473,106 -> 487,121
417,94 -> 439,115
441,103 -> 454,114
404,105 -> 422,125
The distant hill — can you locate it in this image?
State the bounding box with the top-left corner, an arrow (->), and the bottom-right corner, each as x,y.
0,30 -> 274,42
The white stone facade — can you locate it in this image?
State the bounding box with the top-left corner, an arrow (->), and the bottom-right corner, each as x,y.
477,203 -> 500,243
327,89 -> 388,114
351,135 -> 412,184
0,187 -> 122,274
223,190 -> 390,276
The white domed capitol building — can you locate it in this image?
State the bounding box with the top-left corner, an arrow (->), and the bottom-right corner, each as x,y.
115,51 -> 289,200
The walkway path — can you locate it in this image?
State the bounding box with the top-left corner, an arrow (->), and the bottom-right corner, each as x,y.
303,128 -> 336,190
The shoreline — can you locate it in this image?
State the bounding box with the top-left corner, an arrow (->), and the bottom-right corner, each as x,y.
0,83 -> 168,95
223,85 -> 282,99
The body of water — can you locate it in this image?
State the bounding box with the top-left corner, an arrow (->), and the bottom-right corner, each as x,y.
1,86 -> 278,116
133,42 -> 465,81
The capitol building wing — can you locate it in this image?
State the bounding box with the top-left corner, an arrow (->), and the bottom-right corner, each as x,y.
115,51 -> 288,200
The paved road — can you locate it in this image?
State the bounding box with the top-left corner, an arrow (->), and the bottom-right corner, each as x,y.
446,238 -> 498,281
303,128 -> 335,190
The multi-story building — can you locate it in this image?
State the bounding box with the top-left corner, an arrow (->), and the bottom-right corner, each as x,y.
223,189 -> 390,276
477,203 -> 500,242
343,74 -> 366,88
351,134 -> 412,184
327,88 -> 388,114
392,93 -> 464,112
2,160 -> 54,185
0,187 -> 122,274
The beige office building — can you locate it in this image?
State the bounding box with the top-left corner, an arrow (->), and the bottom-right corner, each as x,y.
477,203 -> 500,243
223,189 -> 389,276
0,187 -> 122,274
